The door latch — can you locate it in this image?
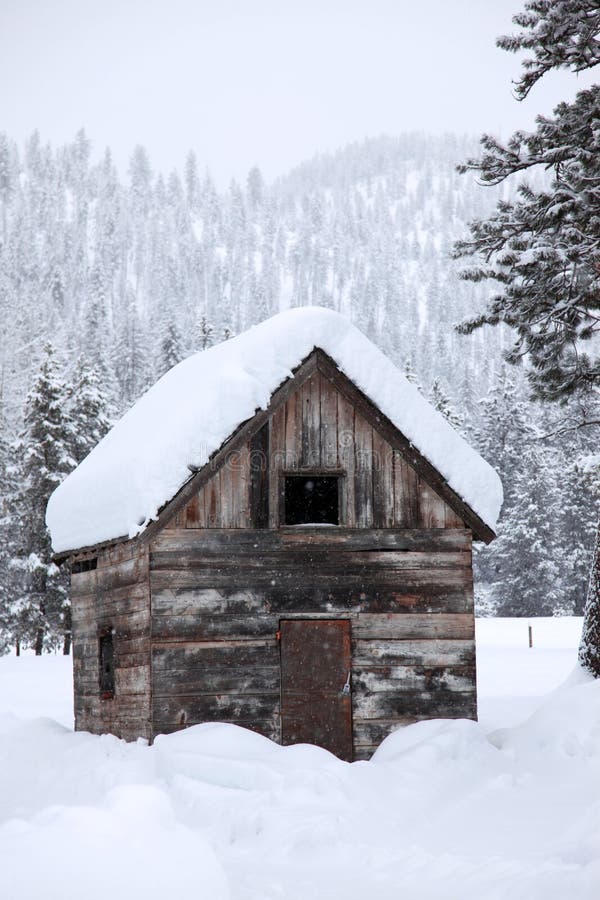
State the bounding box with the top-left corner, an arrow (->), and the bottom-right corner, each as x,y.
341,671 -> 351,696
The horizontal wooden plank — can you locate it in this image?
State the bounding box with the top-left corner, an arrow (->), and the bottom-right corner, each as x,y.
353,747 -> 375,761
150,611 -> 473,642
352,638 -> 476,667
76,665 -> 150,695
98,543 -> 146,568
75,694 -> 151,721
151,586 -> 473,616
94,555 -> 148,592
152,693 -> 279,724
70,593 -> 96,624
150,550 -> 471,572
72,607 -> 151,639
70,569 -> 98,596
152,666 -> 280,696
152,613 -> 278,641
74,632 -> 149,656
354,613 -> 474,640
152,588 -> 264,616
74,642 -> 150,671
150,567 -> 472,592
352,665 -> 476,694
95,583 -> 150,615
352,717 -> 419,752
152,640 -> 279,670
150,528 -> 472,555
353,689 -> 477,720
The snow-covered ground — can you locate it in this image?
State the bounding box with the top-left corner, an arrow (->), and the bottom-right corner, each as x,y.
0,617 -> 598,899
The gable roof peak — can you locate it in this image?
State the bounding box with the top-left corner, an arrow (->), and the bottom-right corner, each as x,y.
47,307 -> 502,554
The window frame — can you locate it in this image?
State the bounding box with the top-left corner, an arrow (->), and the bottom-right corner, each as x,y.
280,471 -> 344,527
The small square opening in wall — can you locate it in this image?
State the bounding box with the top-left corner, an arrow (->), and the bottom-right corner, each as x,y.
284,475 -> 339,525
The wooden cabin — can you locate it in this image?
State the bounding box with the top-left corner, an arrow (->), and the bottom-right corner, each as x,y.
48,309 -> 501,761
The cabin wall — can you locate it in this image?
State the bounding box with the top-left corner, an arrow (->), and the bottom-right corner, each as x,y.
148,528 -> 475,758
164,371 -> 465,532
70,366 -> 475,756
71,542 -> 151,741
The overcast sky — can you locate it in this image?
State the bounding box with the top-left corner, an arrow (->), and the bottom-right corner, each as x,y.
0,0 -> 595,185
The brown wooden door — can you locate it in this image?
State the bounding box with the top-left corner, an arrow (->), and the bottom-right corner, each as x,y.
280,619 -> 353,761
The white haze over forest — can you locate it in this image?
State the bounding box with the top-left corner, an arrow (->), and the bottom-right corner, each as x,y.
0,130 -> 598,654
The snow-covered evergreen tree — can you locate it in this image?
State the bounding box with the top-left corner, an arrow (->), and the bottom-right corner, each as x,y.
158,320 -> 185,377
0,427 -> 19,652
67,355 -> 111,464
580,524 -> 600,675
429,378 -> 464,432
198,314 -> 214,350
11,344 -> 74,653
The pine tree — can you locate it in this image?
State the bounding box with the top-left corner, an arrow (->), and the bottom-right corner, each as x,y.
429,378 -> 464,432
112,289 -> 152,405
12,344 -> 74,653
67,355 -> 111,464
580,524 -> 600,674
247,166 -> 265,212
184,150 -> 200,212
403,359 -> 420,388
158,320 -> 184,377
556,453 -> 600,614
0,426 -> 19,652
490,441 -> 563,616
473,370 -> 538,613
198,314 -> 214,350
452,0 -> 600,670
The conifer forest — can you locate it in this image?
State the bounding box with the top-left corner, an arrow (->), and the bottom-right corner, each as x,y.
0,129 -> 597,653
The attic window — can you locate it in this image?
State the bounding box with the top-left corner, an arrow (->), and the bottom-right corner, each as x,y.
284,475 -> 339,525
72,557 -> 97,574
98,628 -> 115,700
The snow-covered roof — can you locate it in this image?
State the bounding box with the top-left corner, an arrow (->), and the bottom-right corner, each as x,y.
46,308 -> 503,553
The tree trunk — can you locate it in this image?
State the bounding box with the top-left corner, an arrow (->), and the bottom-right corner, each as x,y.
62,605 -> 72,655
34,625 -> 44,656
15,638 -> 20,657
579,520 -> 600,677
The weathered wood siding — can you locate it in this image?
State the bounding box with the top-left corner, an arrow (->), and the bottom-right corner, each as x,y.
149,528 -> 475,757
165,371 -> 465,531
71,542 -> 151,741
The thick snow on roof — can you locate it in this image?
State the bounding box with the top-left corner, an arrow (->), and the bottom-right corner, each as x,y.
46,308 -> 503,553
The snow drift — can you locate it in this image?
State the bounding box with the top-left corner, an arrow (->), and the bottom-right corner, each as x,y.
0,617 -> 596,900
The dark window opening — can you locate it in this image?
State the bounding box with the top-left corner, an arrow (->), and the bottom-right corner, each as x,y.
284,475 -> 339,525
72,557 -> 97,574
99,628 -> 115,699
